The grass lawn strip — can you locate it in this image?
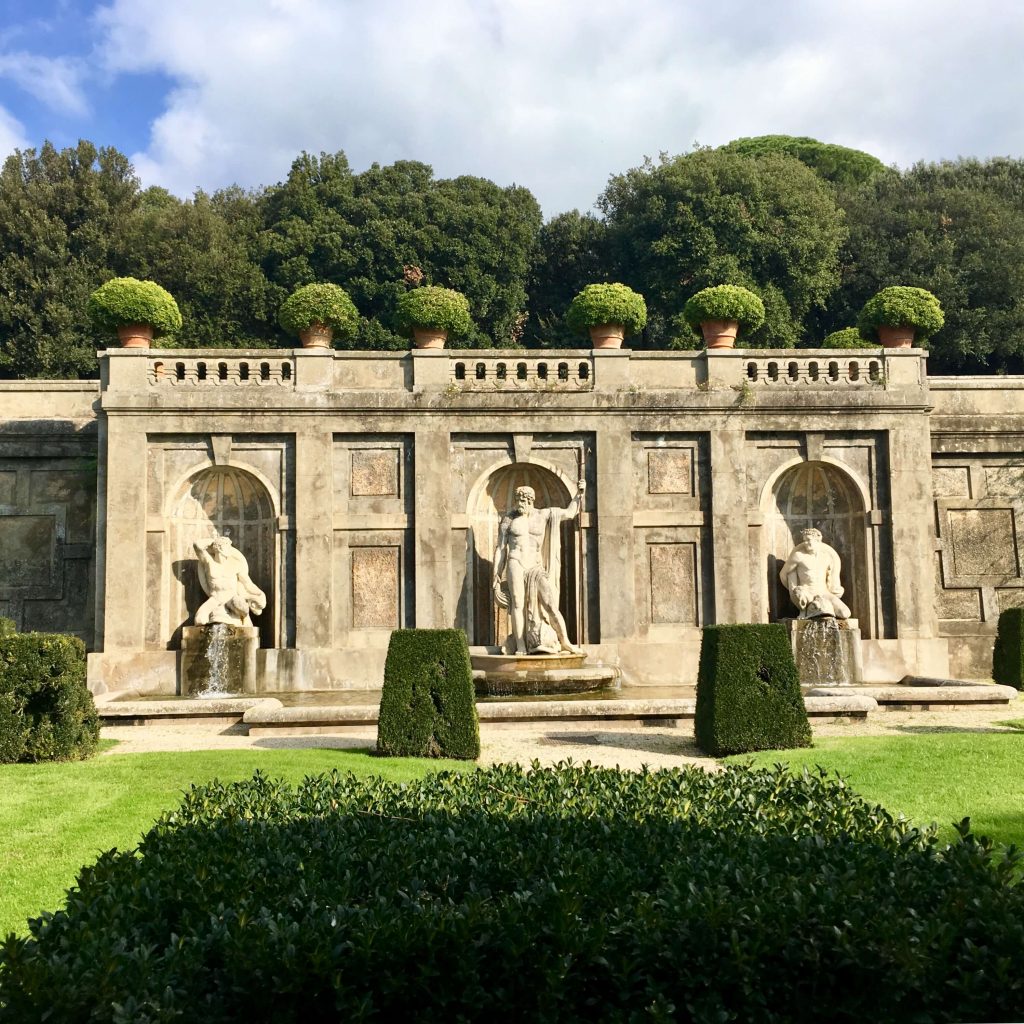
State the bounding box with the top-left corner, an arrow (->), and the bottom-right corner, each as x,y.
729,731 -> 1024,849
0,746 -> 468,938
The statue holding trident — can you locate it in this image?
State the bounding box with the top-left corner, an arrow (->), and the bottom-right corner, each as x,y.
193,534 -> 267,628
492,479 -> 585,655
779,527 -> 851,620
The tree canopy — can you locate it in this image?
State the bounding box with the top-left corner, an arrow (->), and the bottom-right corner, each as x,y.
719,135 -> 891,190
599,147 -> 846,347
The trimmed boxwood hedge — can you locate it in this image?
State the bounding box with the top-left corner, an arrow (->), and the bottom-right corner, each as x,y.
86,277 -> 182,337
377,628 -> 479,759
565,282 -> 648,335
395,285 -> 473,338
277,282 -> 360,338
992,607 -> 1024,689
695,622 -> 811,755
2,765 -> 1022,1022
0,628 -> 99,763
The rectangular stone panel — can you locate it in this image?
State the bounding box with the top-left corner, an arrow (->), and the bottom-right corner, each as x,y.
932,467 -> 970,498
351,546 -> 400,628
985,465 -> 1024,497
351,450 -> 400,497
996,589 -> 1024,612
0,472 -> 16,504
934,556 -> 981,620
649,542 -> 697,624
647,450 -> 692,495
0,515 -> 55,586
948,508 -> 1019,577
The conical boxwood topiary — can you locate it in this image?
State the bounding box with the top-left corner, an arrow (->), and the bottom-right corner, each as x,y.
992,608 -> 1024,689
694,623 -> 811,756
377,629 -> 479,759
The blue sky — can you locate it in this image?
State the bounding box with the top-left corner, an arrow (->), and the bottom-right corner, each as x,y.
1,0 -> 1023,218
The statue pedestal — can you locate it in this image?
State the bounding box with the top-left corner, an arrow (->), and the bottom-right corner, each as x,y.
470,650 -> 619,697
788,618 -> 863,687
181,624 -> 259,697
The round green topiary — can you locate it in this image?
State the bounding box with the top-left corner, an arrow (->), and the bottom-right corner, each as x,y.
822,327 -> 875,349
683,285 -> 766,336
565,283 -> 647,336
396,286 -> 473,338
87,277 -> 182,337
857,286 -> 945,341
277,283 -> 360,338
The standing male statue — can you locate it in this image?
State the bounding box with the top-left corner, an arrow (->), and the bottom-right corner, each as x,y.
193,534 -> 267,627
779,527 -> 851,619
492,480 -> 585,655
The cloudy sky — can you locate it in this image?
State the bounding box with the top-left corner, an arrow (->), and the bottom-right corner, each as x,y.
0,0 -> 1021,218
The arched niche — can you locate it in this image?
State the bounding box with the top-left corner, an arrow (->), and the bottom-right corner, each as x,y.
763,460 -> 873,634
466,462 -> 582,649
168,466 -> 277,648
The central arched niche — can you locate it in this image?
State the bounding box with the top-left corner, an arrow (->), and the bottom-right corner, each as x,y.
764,460 -> 873,634
467,463 -> 581,649
168,467 -> 277,648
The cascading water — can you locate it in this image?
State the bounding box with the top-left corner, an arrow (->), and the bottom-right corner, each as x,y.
795,616 -> 856,686
196,623 -> 234,697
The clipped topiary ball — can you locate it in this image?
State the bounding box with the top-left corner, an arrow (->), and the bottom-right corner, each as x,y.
396,286 -> 473,338
822,327 -> 875,349
277,282 -> 360,339
857,286 -> 944,341
87,277 -> 182,337
683,284 -> 766,337
565,283 -> 647,336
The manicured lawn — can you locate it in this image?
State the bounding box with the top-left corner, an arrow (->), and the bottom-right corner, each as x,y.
0,744 -> 469,938
729,731 -> 1024,849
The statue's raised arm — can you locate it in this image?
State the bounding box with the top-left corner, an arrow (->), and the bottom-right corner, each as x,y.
192,534 -> 267,627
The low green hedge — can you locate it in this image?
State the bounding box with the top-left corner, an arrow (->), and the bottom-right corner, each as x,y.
277,282 -> 360,337
694,622 -> 811,755
857,285 -> 945,341
683,284 -> 765,336
2,765 -> 1022,1022
0,629 -> 99,763
565,283 -> 647,335
377,628 -> 479,759
86,277 -> 182,337
395,286 -> 473,338
822,326 -> 874,349
992,607 -> 1024,689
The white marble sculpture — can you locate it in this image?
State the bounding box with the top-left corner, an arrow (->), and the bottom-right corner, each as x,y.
492,480 -> 585,655
779,527 -> 851,619
193,534 -> 266,627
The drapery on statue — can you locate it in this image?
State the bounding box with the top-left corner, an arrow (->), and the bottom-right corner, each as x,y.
779,527 -> 851,620
193,534 -> 267,627
491,479 -> 585,655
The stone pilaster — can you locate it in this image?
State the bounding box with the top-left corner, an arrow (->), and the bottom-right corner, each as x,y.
595,425 -> 635,639
293,424 -> 334,648
413,422 -> 453,627
709,426 -> 751,623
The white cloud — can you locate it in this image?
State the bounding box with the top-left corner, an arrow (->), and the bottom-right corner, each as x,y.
90,0 -> 1024,216
0,104 -> 31,162
0,51 -> 88,116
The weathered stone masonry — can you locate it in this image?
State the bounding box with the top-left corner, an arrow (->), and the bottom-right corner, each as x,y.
1,346 -> 1020,694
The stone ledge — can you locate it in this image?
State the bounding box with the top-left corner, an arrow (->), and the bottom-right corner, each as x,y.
101,697 -> 282,724
807,684 -> 1018,705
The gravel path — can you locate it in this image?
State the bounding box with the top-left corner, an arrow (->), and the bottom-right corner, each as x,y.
101,698 -> 1023,771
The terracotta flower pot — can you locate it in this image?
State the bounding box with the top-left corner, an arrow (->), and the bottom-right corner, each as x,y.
116,323 -> 154,349
413,327 -> 448,349
298,322 -> 333,349
700,319 -> 739,349
588,323 -> 625,349
877,325 -> 916,349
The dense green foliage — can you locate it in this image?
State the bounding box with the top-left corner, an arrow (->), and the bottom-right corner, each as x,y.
377,629 -> 479,758
695,623 -> 811,755
395,286 -> 474,339
993,608 -> 1024,689
260,154 -> 540,349
822,326 -> 873,348
683,283 -> 766,337
9,137 -> 1024,373
720,135 -> 891,189
565,282 -> 647,335
277,282 -> 359,338
820,159 -> 1024,371
0,630 -> 98,763
0,747 -> 469,938
86,276 -> 182,337
600,148 -> 845,348
2,765 -> 1023,1021
857,285 -> 945,341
